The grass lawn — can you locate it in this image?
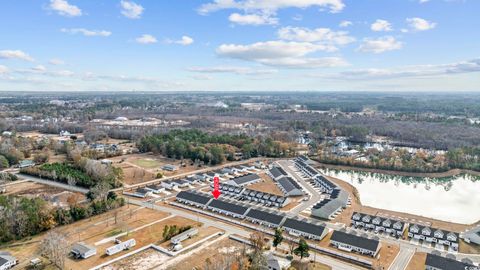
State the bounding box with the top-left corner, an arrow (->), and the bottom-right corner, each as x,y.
291,260 -> 332,270
132,158 -> 163,169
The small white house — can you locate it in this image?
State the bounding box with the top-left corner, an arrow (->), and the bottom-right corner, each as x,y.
0,253 -> 17,270
70,242 -> 97,259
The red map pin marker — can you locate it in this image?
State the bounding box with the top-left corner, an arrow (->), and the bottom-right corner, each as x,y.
212,176 -> 221,199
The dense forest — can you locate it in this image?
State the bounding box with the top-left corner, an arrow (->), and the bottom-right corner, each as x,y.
21,161 -> 123,189
137,129 -> 293,165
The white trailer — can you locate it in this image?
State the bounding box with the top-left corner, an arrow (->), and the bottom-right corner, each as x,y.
105,239 -> 136,256
170,228 -> 199,245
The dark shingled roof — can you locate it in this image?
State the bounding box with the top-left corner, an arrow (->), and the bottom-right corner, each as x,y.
231,173 -> 260,185
283,218 -> 326,237
270,167 -> 287,179
208,199 -> 249,216
0,257 -> 7,267
330,231 -> 380,252
246,209 -> 284,225
425,254 -> 474,270
278,176 -> 302,192
176,191 -> 211,205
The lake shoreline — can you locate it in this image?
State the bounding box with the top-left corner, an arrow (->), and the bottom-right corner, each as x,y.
312,161 -> 480,178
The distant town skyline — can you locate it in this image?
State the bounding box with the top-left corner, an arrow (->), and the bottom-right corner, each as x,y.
0,0 -> 479,92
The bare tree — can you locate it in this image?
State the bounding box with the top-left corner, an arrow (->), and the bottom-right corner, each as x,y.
40,231 -> 69,269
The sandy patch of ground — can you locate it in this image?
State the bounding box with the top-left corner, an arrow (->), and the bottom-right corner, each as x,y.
165,238 -> 246,270
100,248 -> 170,270
247,172 -> 284,196
405,252 -> 426,270
3,181 -> 86,205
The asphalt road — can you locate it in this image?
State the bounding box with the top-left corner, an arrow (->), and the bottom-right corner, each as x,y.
16,173 -> 89,194
388,247 -> 415,270
276,160 -> 323,215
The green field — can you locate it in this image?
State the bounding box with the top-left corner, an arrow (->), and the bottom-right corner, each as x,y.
131,158 -> 163,169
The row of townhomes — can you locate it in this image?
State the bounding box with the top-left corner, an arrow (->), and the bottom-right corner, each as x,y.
461,225 -> 480,245
408,223 -> 459,251
425,253 -> 477,270
267,167 -> 304,196
351,212 -> 406,238
293,156 -> 349,220
330,230 -> 381,257
175,190 -> 384,260
213,182 -> 289,208
175,190 -> 328,241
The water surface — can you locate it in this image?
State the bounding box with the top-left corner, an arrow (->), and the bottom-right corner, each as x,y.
321,169 -> 480,224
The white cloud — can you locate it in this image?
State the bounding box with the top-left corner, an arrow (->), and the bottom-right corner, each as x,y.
49,0 -> 82,17
339,20 -> 352,27
120,0 -> 144,19
49,59 -> 65,65
371,19 -> 393,32
61,28 -> 112,37
0,50 -> 34,61
135,34 -> 158,44
32,65 -> 47,72
419,0 -> 430,3
198,0 -> 346,14
166,36 -> 194,46
406,17 -> 436,31
0,65 -> 8,74
54,70 -> 75,77
188,66 -> 277,75
357,36 -> 402,53
277,26 -> 355,47
229,12 -> 278,25
216,41 -> 348,68
316,58 -> 480,80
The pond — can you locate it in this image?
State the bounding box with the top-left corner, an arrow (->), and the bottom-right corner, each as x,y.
320,168 -> 480,224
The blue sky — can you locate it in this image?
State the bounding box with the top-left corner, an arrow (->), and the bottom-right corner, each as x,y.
0,0 -> 479,92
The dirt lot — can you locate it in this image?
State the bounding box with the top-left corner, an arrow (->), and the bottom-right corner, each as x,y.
159,225 -> 222,249
4,181 -> 86,205
2,205 -> 168,269
280,197 -> 303,212
100,248 -> 170,270
62,207 -> 176,270
114,161 -> 156,185
110,154 -> 204,185
405,252 -> 426,270
247,172 -> 284,196
166,238 -> 247,270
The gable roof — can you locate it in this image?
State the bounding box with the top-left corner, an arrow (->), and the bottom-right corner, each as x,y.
270,167 -> 287,179
283,218 -> 326,237
229,173 -> 260,186
425,254 -> 474,270
208,199 -> 249,216
330,231 -> 380,252
246,209 -> 284,225
176,191 -> 211,205
277,176 -> 302,193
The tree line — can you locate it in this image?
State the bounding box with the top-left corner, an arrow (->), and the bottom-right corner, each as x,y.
0,192 -> 124,243
137,129 -> 293,165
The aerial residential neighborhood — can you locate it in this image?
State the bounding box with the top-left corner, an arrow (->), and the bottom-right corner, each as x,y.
1,0 -> 480,270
